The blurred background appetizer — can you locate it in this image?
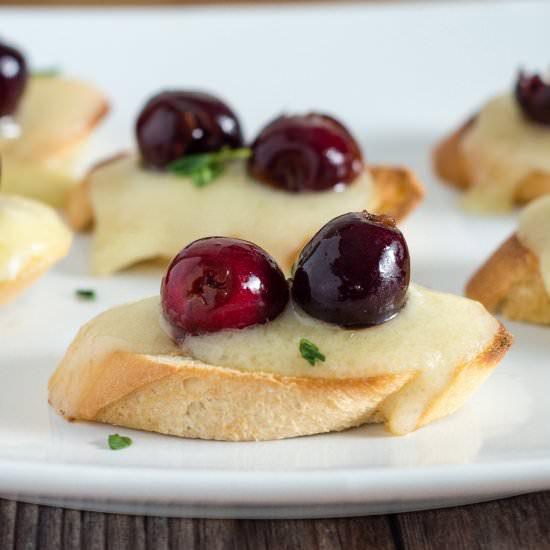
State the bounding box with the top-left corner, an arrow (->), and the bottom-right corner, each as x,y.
433,69 -> 550,212
0,39 -> 108,207
66,90 -> 424,275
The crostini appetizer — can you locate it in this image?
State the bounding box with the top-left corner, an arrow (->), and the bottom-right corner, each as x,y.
66,90 -> 424,275
0,193 -> 72,305
433,70 -> 550,212
49,212 -> 511,441
467,195 -> 550,324
0,40 -> 109,207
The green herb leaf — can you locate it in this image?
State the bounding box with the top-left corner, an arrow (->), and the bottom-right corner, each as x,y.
108,433 -> 132,450
168,147 -> 251,188
32,68 -> 61,78
299,338 -> 326,366
191,161 -> 225,188
75,289 -> 96,300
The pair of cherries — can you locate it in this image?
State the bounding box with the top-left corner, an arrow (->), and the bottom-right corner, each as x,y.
161,212 -> 410,336
137,92 -> 363,192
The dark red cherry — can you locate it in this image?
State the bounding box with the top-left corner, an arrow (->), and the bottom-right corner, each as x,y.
515,71 -> 550,127
0,41 -> 28,117
249,113 -> 363,192
291,212 -> 410,327
136,91 -> 244,170
161,237 -> 289,337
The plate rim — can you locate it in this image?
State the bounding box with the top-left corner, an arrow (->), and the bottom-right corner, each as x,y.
1,457 -> 549,507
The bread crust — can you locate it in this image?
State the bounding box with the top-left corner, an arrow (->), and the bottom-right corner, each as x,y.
49,312 -> 511,441
433,117 -> 475,191
369,165 -> 424,221
466,234 -> 550,324
65,152 -> 127,231
65,161 -> 424,232
433,116 -> 550,205
87,355 -> 413,441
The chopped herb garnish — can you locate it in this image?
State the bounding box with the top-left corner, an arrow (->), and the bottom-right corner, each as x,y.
75,289 -> 96,300
32,68 -> 61,78
108,433 -> 132,450
168,147 -> 251,188
299,338 -> 326,366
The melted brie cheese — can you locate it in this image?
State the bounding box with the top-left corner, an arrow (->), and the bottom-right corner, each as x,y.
0,195 -> 72,281
90,156 -> 374,275
0,77 -> 106,207
518,195 -> 550,295
462,94 -> 550,211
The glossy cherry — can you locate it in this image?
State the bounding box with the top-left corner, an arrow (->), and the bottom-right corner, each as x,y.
249,113 -> 363,192
161,237 -> 289,337
515,71 -> 550,127
136,91 -> 244,170
291,212 -> 410,327
0,41 -> 28,117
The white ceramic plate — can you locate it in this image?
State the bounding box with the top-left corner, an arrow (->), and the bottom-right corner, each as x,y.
1,1 -> 550,519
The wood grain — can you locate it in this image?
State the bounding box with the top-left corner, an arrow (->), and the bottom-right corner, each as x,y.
2,493 -> 550,549
396,491 -> 550,550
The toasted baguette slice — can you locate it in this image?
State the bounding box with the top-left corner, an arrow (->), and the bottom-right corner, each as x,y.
466,234 -> 550,324
1,76 -> 109,207
368,165 -> 425,222
433,116 -> 550,206
65,157 -> 424,275
66,160 -> 423,233
49,291 -> 512,441
0,195 -> 72,306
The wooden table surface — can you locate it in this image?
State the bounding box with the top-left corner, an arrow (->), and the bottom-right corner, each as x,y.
1,491 -> 550,549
